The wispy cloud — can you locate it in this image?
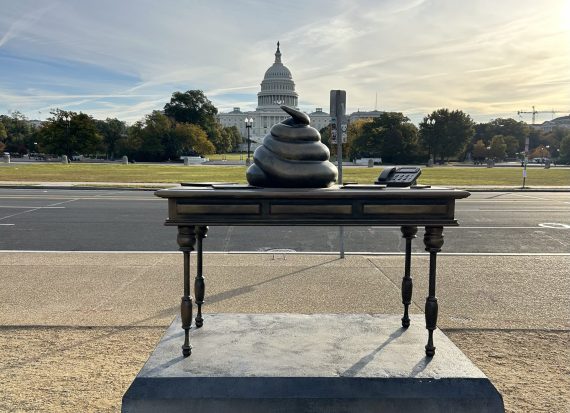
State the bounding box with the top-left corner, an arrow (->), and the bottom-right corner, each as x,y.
0,0 -> 568,124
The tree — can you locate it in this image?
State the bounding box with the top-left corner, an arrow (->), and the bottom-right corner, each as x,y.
0,112 -> 33,154
209,124 -> 233,153
164,90 -> 218,125
488,135 -> 507,160
223,126 -> 243,152
174,123 -> 215,156
350,113 -> 419,163
117,122 -> 144,160
487,118 -> 528,151
502,135 -> 520,158
419,109 -> 474,162
37,109 -> 102,157
0,122 -> 6,152
472,140 -> 487,161
164,90 -> 224,149
345,118 -> 371,160
559,135 -> 570,164
529,145 -> 551,160
95,118 -> 127,159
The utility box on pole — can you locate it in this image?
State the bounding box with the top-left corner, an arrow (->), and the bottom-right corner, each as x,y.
330,90 -> 346,185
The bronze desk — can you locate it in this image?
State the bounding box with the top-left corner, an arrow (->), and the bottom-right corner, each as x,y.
155,185 -> 470,358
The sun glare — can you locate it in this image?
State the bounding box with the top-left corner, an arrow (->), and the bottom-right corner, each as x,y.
561,0 -> 570,30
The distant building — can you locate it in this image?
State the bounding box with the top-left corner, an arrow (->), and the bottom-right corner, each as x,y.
217,42 -> 384,148
349,109 -> 385,122
533,115 -> 570,132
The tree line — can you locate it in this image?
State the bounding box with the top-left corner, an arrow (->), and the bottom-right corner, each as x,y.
0,90 -> 242,161
2,90 -> 570,164
321,110 -> 570,164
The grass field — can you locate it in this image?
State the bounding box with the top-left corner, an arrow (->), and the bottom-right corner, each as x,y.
0,163 -> 569,186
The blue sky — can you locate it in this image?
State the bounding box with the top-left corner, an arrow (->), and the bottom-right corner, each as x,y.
1,0 -> 569,125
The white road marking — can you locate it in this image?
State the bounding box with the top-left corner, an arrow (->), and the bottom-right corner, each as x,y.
0,199 -> 78,221
371,226 -> 557,229
509,193 -> 550,201
0,206 -> 66,209
0,224 -> 15,226
538,223 -> 570,229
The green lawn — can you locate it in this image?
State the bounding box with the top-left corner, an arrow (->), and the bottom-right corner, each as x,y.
0,163 -> 569,186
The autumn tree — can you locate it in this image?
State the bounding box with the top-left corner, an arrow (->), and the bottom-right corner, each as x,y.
472,140 -> 487,161
350,113 -> 420,163
488,135 -> 507,160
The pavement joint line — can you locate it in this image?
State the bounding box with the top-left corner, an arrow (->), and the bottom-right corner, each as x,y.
0,325 -> 165,330
366,258 -> 423,313
1,250 -> 570,256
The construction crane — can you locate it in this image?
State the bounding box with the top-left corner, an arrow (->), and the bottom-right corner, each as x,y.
517,106 -> 564,124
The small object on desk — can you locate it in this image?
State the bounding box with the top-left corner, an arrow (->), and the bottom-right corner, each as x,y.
411,184 -> 431,189
375,167 -> 422,187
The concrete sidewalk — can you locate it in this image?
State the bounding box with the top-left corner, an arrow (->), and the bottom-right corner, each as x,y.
1,252 -> 569,412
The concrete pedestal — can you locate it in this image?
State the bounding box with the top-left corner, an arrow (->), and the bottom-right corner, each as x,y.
123,314 -> 504,413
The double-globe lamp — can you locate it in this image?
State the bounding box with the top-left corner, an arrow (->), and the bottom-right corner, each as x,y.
244,117 -> 254,166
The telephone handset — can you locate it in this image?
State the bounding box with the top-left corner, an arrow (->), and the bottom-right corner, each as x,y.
375,167 -> 422,187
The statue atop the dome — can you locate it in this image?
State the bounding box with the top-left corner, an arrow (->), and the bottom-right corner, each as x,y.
246,105 -> 338,188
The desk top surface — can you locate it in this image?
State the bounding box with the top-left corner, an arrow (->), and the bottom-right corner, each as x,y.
156,184 -> 471,200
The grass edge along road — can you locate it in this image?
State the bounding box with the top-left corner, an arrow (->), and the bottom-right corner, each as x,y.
1,163 -> 569,186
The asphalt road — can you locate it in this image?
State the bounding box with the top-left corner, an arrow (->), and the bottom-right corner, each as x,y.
0,188 -> 568,253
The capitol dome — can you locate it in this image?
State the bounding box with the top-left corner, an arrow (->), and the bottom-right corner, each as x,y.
257,42 -> 298,110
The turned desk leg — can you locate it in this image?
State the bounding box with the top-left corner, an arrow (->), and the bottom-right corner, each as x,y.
194,225 -> 208,328
177,226 -> 197,357
423,226 -> 444,357
400,225 -> 418,328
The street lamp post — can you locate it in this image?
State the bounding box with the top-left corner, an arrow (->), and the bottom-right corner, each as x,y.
244,117 -> 253,166
63,113 -> 70,162
426,118 -> 435,167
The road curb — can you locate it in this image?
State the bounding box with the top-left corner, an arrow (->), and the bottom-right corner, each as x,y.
0,183 -> 568,192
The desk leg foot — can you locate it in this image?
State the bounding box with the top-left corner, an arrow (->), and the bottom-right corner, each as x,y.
178,226 -> 197,358
195,226 -> 208,328
401,226 -> 417,328
423,226 -> 443,358
181,296 -> 193,357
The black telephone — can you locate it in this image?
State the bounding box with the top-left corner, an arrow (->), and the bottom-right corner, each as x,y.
375,167 -> 421,187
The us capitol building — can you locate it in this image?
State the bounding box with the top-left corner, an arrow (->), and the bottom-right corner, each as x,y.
218,42 -> 383,147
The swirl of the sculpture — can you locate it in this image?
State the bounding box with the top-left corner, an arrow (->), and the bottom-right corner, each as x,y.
246,105 -> 338,188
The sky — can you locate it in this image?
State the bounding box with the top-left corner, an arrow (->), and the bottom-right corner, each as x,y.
0,0 -> 569,125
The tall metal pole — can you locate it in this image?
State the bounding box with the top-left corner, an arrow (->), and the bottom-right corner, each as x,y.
331,90 -> 346,259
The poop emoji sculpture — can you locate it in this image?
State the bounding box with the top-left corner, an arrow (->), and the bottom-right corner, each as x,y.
246,106 -> 338,188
